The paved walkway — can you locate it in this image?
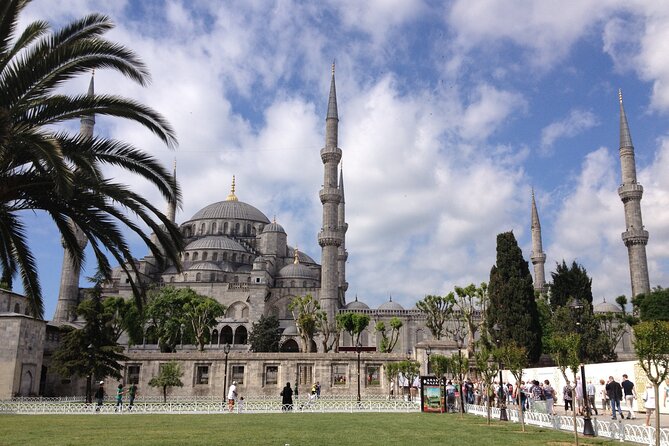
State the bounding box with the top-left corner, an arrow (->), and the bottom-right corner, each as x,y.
555,404 -> 669,428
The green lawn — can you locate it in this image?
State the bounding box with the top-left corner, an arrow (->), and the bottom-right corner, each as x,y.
0,412 -> 635,446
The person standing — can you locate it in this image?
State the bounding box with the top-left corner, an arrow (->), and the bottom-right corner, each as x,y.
128,383 -> 138,411
543,380 -> 555,415
563,380 -> 573,413
294,382 -> 299,402
315,381 -> 321,398
94,381 -> 105,412
598,379 -> 610,416
621,374 -> 636,419
606,376 -> 624,420
115,383 -> 125,412
227,381 -> 238,413
586,380 -> 598,415
281,382 -> 293,411
642,383 -> 656,427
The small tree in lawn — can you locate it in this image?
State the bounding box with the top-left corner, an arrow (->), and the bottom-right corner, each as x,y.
449,351 -> 469,415
453,282 -> 488,357
288,294 -> 320,352
182,294 -> 226,351
633,320 -> 669,446
429,354 -> 450,381
336,312 -> 370,347
498,342 -> 528,432
547,330 -> 580,445
316,310 -> 341,353
398,360 -> 420,401
474,344 -> 498,424
375,317 -> 403,353
149,361 -> 184,402
416,294 -> 455,340
384,362 -> 400,398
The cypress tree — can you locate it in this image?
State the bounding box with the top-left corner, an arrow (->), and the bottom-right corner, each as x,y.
486,231 -> 542,363
549,260 -> 593,310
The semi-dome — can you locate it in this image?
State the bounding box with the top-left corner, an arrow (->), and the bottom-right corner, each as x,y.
188,262 -> 223,271
593,299 -> 623,313
282,325 -> 298,336
278,263 -> 318,279
288,246 -> 316,264
185,236 -> 247,252
189,200 -> 270,223
378,297 -> 404,311
346,296 -> 369,310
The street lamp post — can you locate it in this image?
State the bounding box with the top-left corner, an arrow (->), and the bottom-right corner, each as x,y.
426,345 -> 432,375
356,341 -> 362,403
492,323 -> 508,421
570,298 -> 595,437
223,343 -> 231,400
180,323 -> 185,350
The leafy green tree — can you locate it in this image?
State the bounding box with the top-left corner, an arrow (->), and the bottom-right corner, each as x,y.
498,342 -> 528,432
52,287 -> 127,403
453,283 -> 488,356
336,312 -> 370,347
549,260 -> 593,309
632,288 -> 669,321
429,354 -> 451,379
550,302 -> 615,363
383,362 -> 400,398
416,294 -> 455,340
397,360 -> 420,401
145,287 -> 192,353
633,320 -> 669,446
473,344 -> 498,424
375,317 -> 402,353
182,293 -> 226,351
316,310 -> 341,353
547,330 -> 580,444
148,361 -> 184,402
486,232 -> 542,363
0,0 -> 184,317
102,296 -> 143,345
249,314 -> 281,352
449,351 -> 469,415
288,294 -> 320,352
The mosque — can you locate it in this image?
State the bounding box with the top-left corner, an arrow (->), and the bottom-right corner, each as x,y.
0,70 -> 641,399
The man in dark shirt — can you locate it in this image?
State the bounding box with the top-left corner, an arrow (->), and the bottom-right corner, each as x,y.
606,376 -> 624,420
621,374 -> 636,419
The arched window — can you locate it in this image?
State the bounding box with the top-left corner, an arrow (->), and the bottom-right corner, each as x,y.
281,339 -> 299,353
202,252 -> 208,261
246,224 -> 251,235
221,326 -> 233,344
234,326 -> 248,344
184,253 -> 190,261
183,273 -> 188,281
241,306 -> 249,319
212,222 -> 217,233
234,223 -> 240,234
223,252 -> 228,261
211,273 -> 217,281
211,329 -> 219,345
234,276 -> 239,283
200,223 -> 206,234
246,276 -> 251,283
302,281 -> 307,287
170,276 -> 175,283
290,280 -> 295,287
212,252 -> 218,261
223,222 -> 229,234
192,252 -> 199,261
196,273 -> 201,281
252,227 -> 257,236
14,303 -> 20,313
232,253 -> 237,262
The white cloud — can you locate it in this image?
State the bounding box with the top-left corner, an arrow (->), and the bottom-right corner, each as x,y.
540,109 -> 599,153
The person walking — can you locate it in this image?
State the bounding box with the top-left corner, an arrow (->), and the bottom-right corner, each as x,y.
621,374 -> 636,419
128,383 -> 138,411
586,380 -> 598,415
115,383 -> 126,412
642,383 -> 656,427
281,382 -> 293,411
227,381 -> 238,413
94,381 -> 105,412
606,376 -> 624,420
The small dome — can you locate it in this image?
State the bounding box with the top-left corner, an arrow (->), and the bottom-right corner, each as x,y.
263,221 -> 286,234
282,325 -> 298,336
163,265 -> 178,274
346,296 -> 370,310
287,246 -> 316,265
185,236 -> 247,252
278,263 -> 318,279
594,299 -> 622,313
188,262 -> 223,271
378,297 -> 404,311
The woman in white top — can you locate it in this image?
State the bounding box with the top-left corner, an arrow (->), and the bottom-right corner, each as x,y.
643,384 -> 656,427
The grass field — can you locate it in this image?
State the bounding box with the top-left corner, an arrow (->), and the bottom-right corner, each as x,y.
0,412 -> 637,446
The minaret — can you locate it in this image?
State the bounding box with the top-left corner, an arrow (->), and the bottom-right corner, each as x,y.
318,63 -> 343,321
337,165 -> 348,303
530,189 -> 546,293
166,159 -> 177,224
53,74 -> 94,322
617,90 -> 650,298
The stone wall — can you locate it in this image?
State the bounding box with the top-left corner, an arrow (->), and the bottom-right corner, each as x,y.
0,314 -> 46,399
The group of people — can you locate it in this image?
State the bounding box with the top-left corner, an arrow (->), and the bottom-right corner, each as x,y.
280,381 -> 321,411
93,381 -> 138,412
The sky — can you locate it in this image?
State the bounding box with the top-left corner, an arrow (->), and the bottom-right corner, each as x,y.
17,0 -> 669,319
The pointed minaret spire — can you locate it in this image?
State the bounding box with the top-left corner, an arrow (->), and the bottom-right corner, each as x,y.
530,189 -> 547,294
79,71 -> 95,139
617,90 -> 650,299
226,175 -> 238,201
318,63 -> 344,322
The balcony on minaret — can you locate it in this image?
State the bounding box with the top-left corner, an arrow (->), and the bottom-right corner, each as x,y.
622,228 -> 649,246
320,146 -> 342,163
618,183 -> 643,202
318,228 -> 343,247
319,187 -> 341,204
530,252 -> 546,264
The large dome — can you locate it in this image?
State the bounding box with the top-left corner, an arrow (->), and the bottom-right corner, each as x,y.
189,200 -> 270,224
593,299 -> 623,313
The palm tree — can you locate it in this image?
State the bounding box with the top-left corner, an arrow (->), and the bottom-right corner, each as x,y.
0,0 -> 184,318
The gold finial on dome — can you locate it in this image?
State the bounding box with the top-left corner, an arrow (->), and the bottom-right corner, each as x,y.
294,246 -> 300,264
226,175 -> 238,201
